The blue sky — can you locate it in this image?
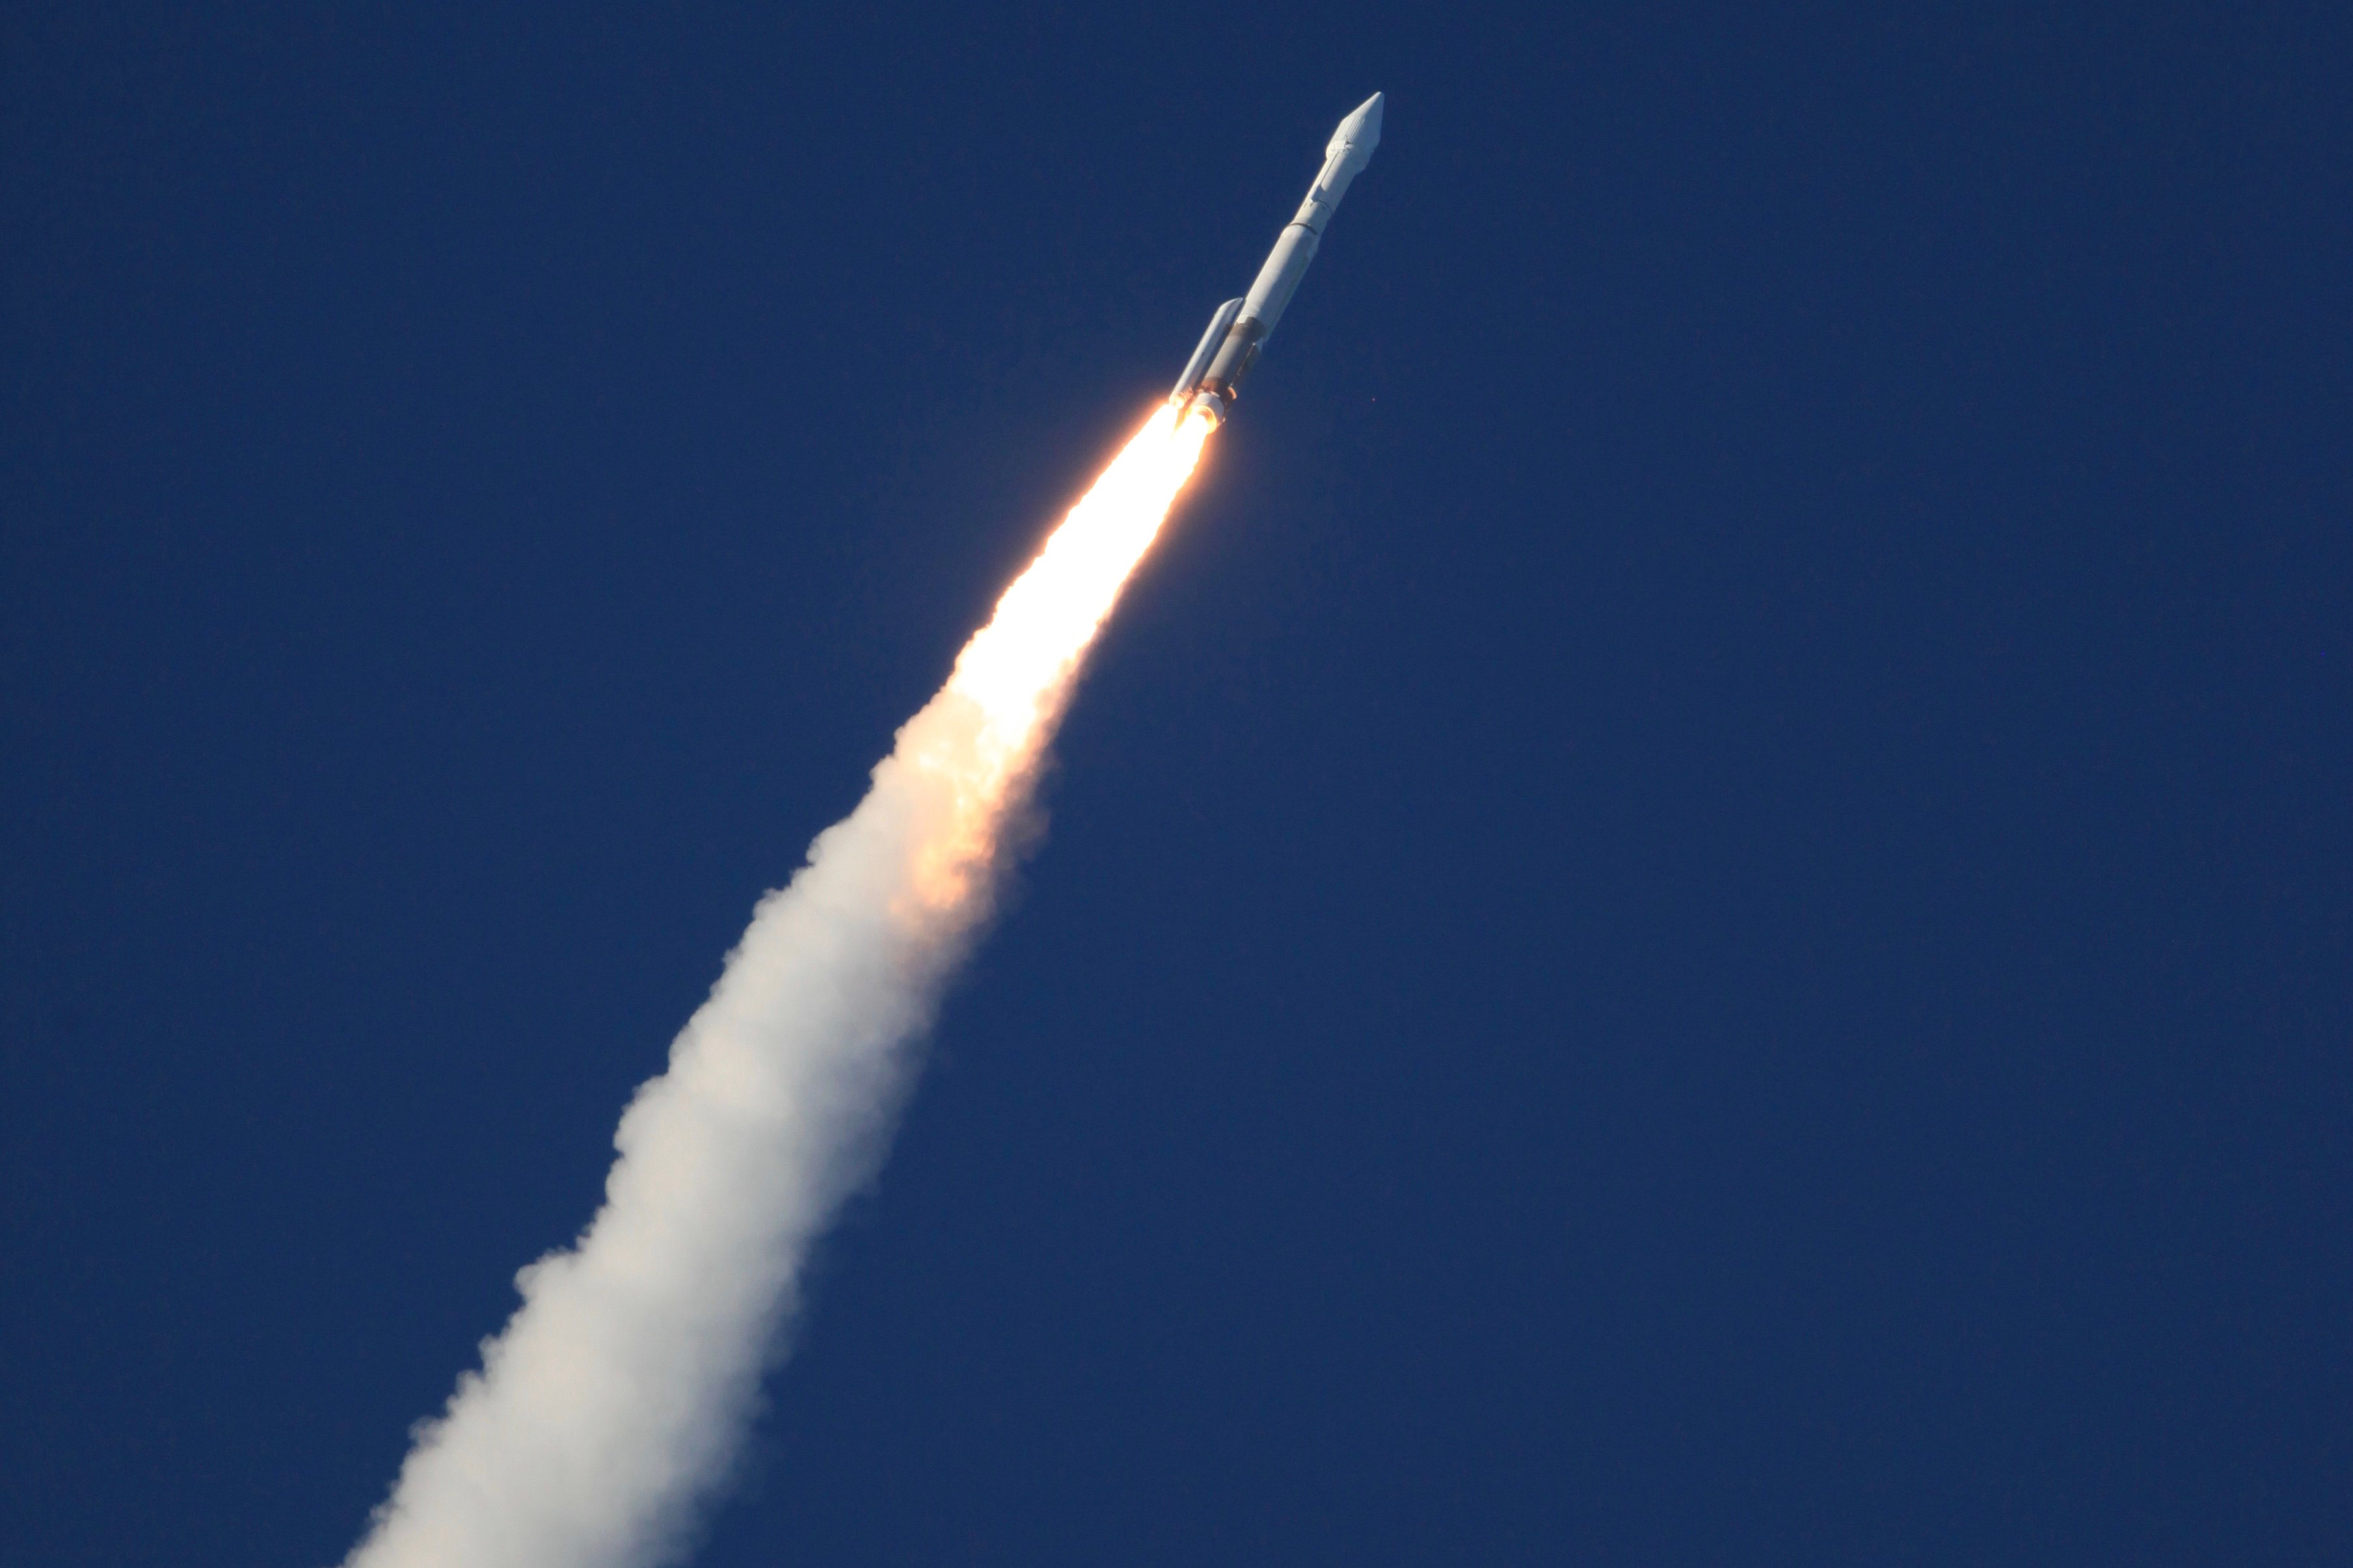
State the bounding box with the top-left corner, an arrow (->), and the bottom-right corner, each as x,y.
5,4 -> 2348,1563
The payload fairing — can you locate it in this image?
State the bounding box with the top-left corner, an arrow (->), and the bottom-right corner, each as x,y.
1172,92 -> 1383,425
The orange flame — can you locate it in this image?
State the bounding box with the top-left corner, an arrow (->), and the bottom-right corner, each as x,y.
896,401 -> 1215,914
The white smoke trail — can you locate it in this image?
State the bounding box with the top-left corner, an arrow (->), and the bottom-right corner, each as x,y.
342,404 -> 1214,1568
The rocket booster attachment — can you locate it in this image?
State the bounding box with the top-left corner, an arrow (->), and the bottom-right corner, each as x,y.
1174,92 -> 1383,424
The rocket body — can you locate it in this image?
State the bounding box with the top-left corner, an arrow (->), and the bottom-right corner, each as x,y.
1174,93 -> 1383,423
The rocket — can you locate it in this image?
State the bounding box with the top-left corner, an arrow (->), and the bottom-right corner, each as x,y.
1172,92 -> 1384,425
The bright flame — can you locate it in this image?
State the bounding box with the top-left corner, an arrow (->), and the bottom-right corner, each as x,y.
899,401 -> 1214,911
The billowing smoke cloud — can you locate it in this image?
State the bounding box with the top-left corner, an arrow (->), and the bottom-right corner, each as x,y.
342,405 -> 1213,1568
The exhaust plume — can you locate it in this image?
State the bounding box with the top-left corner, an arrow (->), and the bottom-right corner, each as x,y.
342,403 -> 1215,1568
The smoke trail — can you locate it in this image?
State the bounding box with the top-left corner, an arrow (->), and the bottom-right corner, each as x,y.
342,404 -> 1215,1568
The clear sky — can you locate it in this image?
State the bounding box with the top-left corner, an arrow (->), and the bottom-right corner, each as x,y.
4,4 -> 2348,1563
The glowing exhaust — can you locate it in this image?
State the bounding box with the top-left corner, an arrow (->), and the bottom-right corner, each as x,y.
340,404 -> 1211,1568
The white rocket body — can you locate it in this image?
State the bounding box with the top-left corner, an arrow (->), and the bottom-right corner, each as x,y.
1173,92 -> 1383,422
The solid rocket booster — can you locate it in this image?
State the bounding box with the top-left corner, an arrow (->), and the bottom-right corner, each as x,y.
1173,92 -> 1383,423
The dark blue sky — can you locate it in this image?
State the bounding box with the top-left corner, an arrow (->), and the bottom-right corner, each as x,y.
5,4 -> 2348,1563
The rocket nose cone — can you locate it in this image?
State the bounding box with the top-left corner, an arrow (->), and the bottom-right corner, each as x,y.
1328,91 -> 1384,158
